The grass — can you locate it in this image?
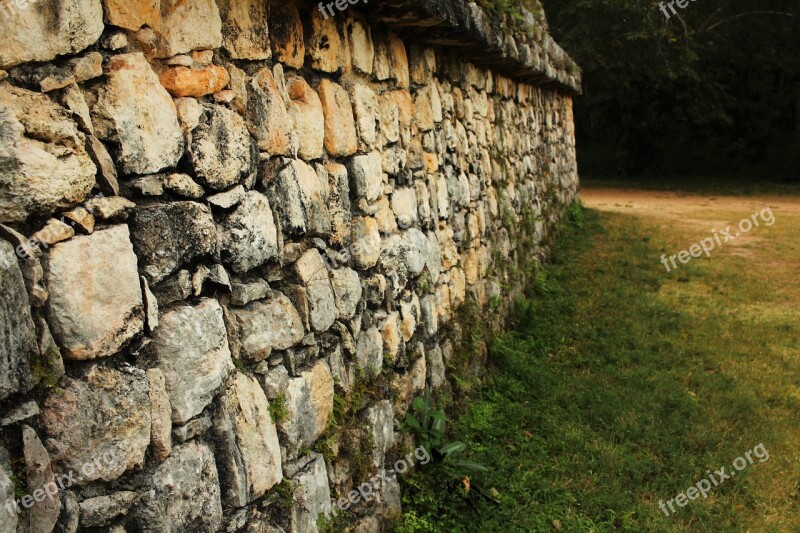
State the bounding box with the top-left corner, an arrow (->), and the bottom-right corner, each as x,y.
392,189 -> 800,531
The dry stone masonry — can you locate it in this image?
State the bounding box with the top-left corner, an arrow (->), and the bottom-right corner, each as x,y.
0,0 -> 579,531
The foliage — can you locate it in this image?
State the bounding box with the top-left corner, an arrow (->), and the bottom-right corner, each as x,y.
268,393 -> 289,424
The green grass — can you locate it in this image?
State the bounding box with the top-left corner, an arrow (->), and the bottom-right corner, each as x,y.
392,199 -> 800,532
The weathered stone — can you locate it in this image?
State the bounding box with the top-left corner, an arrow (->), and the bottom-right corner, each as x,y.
268,159 -> 331,236
350,217 -> 382,270
410,352 -> 426,395
90,53 -> 184,175
0,0 -> 104,69
247,68 -> 292,155
231,279 -> 269,306
69,51 -> 104,82
391,188 -> 418,227
231,293 -> 304,362
427,346 -> 445,389
164,173 -> 205,199
364,400 -> 395,470
152,0 -> 222,58
269,2 -> 305,68
259,364 -> 289,400
356,326 -> 383,376
348,152 -> 383,202
102,31 -> 128,50
350,82 -> 379,149
295,249 -> 336,333
22,425 -> 60,532
324,162 -> 351,245
317,79 -> 358,157
41,365 -> 151,483
130,174 -> 165,196
373,35 -> 392,81
410,46 -> 436,84
172,416 -> 212,443
58,84 -> 95,134
219,191 -> 278,274
0,400 -> 39,426
382,312 -> 401,365
214,373 -> 283,507
79,492 -> 138,528
420,294 -> 438,336
187,104 -> 252,191
306,10 -> 342,73
347,18 -> 374,74
287,76 -> 324,160
0,463 -> 17,533
375,196 -> 398,234
217,0 -> 270,60
153,299 -> 234,424
160,65 -> 230,98
208,185 -> 246,210
330,267 -> 362,320
85,196 -> 136,221
63,207 -> 95,234
290,454 -> 332,533
0,85 -> 96,223
174,97 -> 203,135
388,33 -> 410,89
33,218 -> 74,247
192,263 -> 231,296
147,368 -> 172,462
279,360 -> 334,457
133,442 -> 223,532
45,226 -> 144,360
131,202 -> 217,283
102,0 -> 159,30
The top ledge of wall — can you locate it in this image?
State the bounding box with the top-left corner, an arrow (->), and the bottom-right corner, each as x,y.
363,0 -> 582,94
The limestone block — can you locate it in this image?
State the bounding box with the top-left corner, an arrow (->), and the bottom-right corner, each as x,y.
22,426 -> 60,532
217,0 -> 270,60
0,239 -> 36,400
279,360 -> 334,457
317,79 -> 358,157
269,2 -> 305,68
287,76 -> 325,160
291,454 -> 332,533
247,68 -> 293,155
347,18 -> 374,74
350,217 -> 381,270
153,0 -> 222,58
356,326 -> 383,376
295,249 -> 336,333
159,65 -> 230,98
349,81 -> 379,149
330,267 -> 362,320
231,293 -> 304,361
347,152 -> 383,202
306,10 -> 342,73
219,191 -> 279,273
147,368 -> 172,462
268,159 -> 331,236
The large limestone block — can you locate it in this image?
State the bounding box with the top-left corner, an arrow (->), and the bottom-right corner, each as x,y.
133,443 -> 223,532
217,0 -> 270,60
347,152 -> 383,202
45,225 -> 144,360
269,2 -> 304,68
279,360 -> 334,457
153,0 -> 222,58
356,326 -> 383,376
295,249 -> 336,333
268,159 -> 331,236
0,0 -> 104,69
41,365 -> 151,484
90,53 -> 184,175
0,463 -> 17,533
219,191 -> 278,273
0,240 -> 36,400
350,217 -> 381,270
349,81 -> 379,149
159,65 -> 230,98
347,18 -> 374,74
103,0 -> 159,30
247,68 -> 292,155
330,267 -> 362,320
130,202 -> 217,283
153,299 -> 234,424
317,79 -> 358,157
189,104 -> 254,191
291,455 -> 332,533
231,293 -> 304,362
0,84 -> 96,223
286,76 -> 324,160
22,426 -> 61,532
214,373 -> 283,507
306,10 -> 342,73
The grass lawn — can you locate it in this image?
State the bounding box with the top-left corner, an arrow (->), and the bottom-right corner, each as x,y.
392,186 -> 800,532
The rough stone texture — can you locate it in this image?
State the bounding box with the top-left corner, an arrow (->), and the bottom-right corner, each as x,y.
279,360 -> 334,457
22,425 -> 61,532
348,152 -> 383,202
350,217 -> 382,270
0,462 -> 17,533
331,267 -> 362,320
41,365 -> 151,483
0,84 -> 96,223
45,225 -> 144,360
152,0 -> 223,58
231,293 -> 304,361
364,400 -> 395,470
214,373 -> 283,507
0,239 -> 36,400
350,82 -> 379,149
159,65 -> 230,98
0,0 -> 104,69
220,191 -> 278,273
348,18 -> 374,74
287,76 -> 325,160
217,0 -> 271,60
102,0 -> 159,31
295,249 -> 336,333
133,442 -> 223,532
147,368 -> 172,462
291,454 -> 332,533
356,326 -> 383,376
317,79 -> 358,157
306,10 -> 342,73
269,2 -> 305,68
268,159 -> 331,236
189,104 -> 252,190
90,53 -> 184,176
153,299 -> 234,424
248,68 -> 292,155
79,491 -> 138,528
131,202 -> 217,283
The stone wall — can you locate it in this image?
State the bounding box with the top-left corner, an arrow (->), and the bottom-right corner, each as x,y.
0,0 -> 579,531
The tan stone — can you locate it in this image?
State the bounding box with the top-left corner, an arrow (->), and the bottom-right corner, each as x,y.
287,76 -> 324,160
269,1 -> 305,68
147,368 -> 172,462
278,360 -> 334,457
317,79 -> 357,157
373,35 -> 391,81
306,9 -> 342,73
153,0 -> 222,58
388,33 -> 409,89
247,68 -> 292,155
33,219 -> 74,246
217,0 -> 270,60
424,152 -> 438,173
347,18 -> 374,74
349,81 -> 379,149
382,312 -> 401,365
374,197 -> 397,234
409,46 -> 436,84
350,217 -> 381,270
103,0 -> 159,31
160,65 -> 230,98
391,90 -> 415,128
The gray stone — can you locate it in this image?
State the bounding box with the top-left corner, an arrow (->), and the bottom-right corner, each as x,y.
259,364 -> 289,400
152,270 -> 192,307
44,225 -> 144,360
208,185 -> 246,209
427,346 -> 445,389
22,425 -> 61,532
0,462 -> 16,533
330,267 -> 362,320
0,400 -> 39,426
0,0 -> 104,69
0,239 -> 36,400
220,191 -> 278,274
172,416 -> 212,443
133,442 -> 223,532
350,217 -> 382,270
153,299 -> 234,424
356,326 -> 383,376
268,159 -> 331,237
364,400 -> 395,470
347,152 -> 383,202
0,84 -> 96,223
147,368 -> 172,462
85,196 -> 136,221
192,264 -> 231,296
130,174 -> 165,197
290,454 -> 332,533
41,365 -> 151,484
131,202 -> 217,284
324,162 -> 351,245
141,277 -> 159,334
279,360 -> 334,458
231,293 -> 304,362
190,105 -> 253,191
231,279 -> 270,306
87,134 -> 119,198
90,53 -> 184,176
79,492 -> 138,528
295,249 -> 336,333
214,373 -> 283,507
164,173 -> 204,199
